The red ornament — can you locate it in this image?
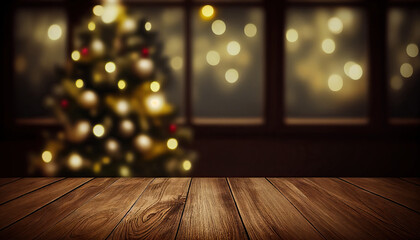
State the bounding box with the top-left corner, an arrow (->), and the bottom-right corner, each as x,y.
81,47 -> 89,56
141,48 -> 149,57
169,123 -> 177,133
60,99 -> 69,108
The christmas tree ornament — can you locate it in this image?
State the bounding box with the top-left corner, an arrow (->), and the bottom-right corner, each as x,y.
79,90 -> 98,109
135,58 -> 154,78
60,99 -> 69,109
81,47 -> 89,56
169,123 -> 177,133
141,47 -> 149,57
134,134 -> 152,152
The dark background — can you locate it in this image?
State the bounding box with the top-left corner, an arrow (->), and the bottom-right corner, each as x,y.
1,0 -> 419,177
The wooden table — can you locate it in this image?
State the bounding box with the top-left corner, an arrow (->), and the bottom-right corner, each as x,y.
0,178 -> 419,239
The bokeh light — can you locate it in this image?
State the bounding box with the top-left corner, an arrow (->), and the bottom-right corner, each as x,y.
206,50 -> 220,66
75,79 -> 84,88
244,23 -> 257,37
170,56 -> 183,70
93,5 -> 104,17
406,43 -> 419,58
225,69 -> 239,83
400,63 -> 413,78
328,17 -> 343,34
101,5 -> 119,24
322,39 -> 335,54
183,160 -> 192,171
88,21 -> 96,31
328,74 -> 343,92
93,124 -> 105,138
286,29 -> 298,42
146,94 -> 164,112
71,51 -> 80,61
212,20 -> 226,35
227,41 -> 241,56
47,24 -> 62,40
68,153 -> 82,170
105,62 -> 116,73
390,75 -> 403,90
118,79 -> 126,90
167,138 -> 178,150
145,22 -> 152,31
150,81 -> 160,92
42,151 -> 52,163
200,5 -> 214,20
348,64 -> 363,80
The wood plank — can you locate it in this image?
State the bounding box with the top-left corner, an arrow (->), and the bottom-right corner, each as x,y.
109,178 -> 190,240
0,178 -> 90,230
401,178 -> 420,186
0,178 -> 116,240
342,178 -> 420,213
176,178 -> 248,240
0,178 -> 63,205
0,178 -> 20,187
268,178 -> 406,240
37,178 -> 152,240
228,178 -> 323,240
306,178 -> 420,239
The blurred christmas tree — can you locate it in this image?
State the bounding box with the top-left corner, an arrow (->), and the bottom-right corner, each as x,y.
31,0 -> 195,176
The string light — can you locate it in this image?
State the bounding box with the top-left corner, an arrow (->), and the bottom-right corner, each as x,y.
118,80 -> 126,90
145,22 -> 152,31
47,24 -> 62,40
116,99 -> 130,115
120,166 -> 130,177
170,57 -> 183,70
102,5 -> 119,23
286,29 -> 298,42
102,156 -> 111,164
93,5 -> 104,16
88,21 -> 96,31
105,62 -> 116,73
93,124 -> 105,138
227,41 -> 241,56
390,75 -> 403,90
321,39 -> 335,54
134,134 -> 152,152
328,74 -> 343,91
146,94 -> 164,113
42,151 -> 52,163
68,153 -> 83,170
200,5 -> 214,20
212,20 -> 226,35
150,81 -> 160,92
348,64 -> 363,80
93,162 -> 101,173
183,160 -> 192,171
328,17 -> 343,34
244,23 -> 257,37
79,90 -> 98,108
92,39 -> 104,54
106,139 -> 119,153
400,63 -> 413,78
406,43 -> 419,58
225,69 -> 239,83
71,51 -> 81,61
167,138 -> 178,150
206,51 -> 220,66
122,18 -> 136,32
75,79 -> 84,88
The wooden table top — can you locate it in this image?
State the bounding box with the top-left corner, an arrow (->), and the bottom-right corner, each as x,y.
0,177 -> 419,239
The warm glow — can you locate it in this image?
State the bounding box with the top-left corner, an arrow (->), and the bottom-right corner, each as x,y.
120,166 -> 130,177
120,120 -> 134,135
92,39 -> 104,54
71,51 -> 81,61
227,41 -> 241,56
135,134 -> 152,151
106,139 -> 119,152
286,29 -> 298,42
328,74 -> 343,91
79,90 -> 98,108
170,57 -> 183,70
328,17 -> 343,34
167,138 -> 178,150
406,43 -> 419,58
183,160 -> 192,171
116,99 -> 130,115
400,63 -> 413,78
93,162 -> 101,173
344,61 -> 356,76
105,62 -> 116,73
102,156 -> 111,164
88,21 -> 96,31
93,5 -> 104,16
76,121 -> 90,137
146,94 -> 164,112
75,79 -> 84,88
93,124 -> 105,138
101,5 -> 119,24
212,20 -> 226,35
145,22 -> 152,31
348,64 -> 363,80
150,81 -> 160,92
68,153 -> 82,170
118,79 -> 126,90
42,151 -> 52,163
244,23 -> 257,37
201,5 -> 214,20
47,24 -> 62,40
206,50 -> 220,66
322,39 -> 335,54
122,18 -> 136,32
390,75 -> 403,90
225,69 -> 239,83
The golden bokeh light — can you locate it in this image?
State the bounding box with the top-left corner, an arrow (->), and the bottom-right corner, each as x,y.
47,24 -> 62,41
344,61 -> 356,76
150,81 -> 160,92
120,166 -> 130,177
71,51 -> 81,61
106,139 -> 119,153
135,134 -> 152,151
105,62 -> 116,73
400,63 -> 413,78
93,124 -> 105,138
88,21 -> 96,31
206,50 -> 220,66
328,17 -> 343,34
68,153 -> 83,170
225,68 -> 239,83
102,156 -> 111,164
328,74 -> 343,92
93,5 -> 104,16
406,43 -> 419,58
145,22 -> 152,31
183,160 -> 192,171
101,5 -> 119,24
227,41 -> 241,56
286,29 -> 298,42
170,57 -> 183,70
390,75 -> 403,90
42,151 -> 52,163
92,39 -> 104,54
244,23 -> 257,37
167,138 -> 178,150
93,162 -> 101,173
146,94 -> 164,113
200,5 -> 215,20
118,79 -> 126,90
211,20 -> 226,35
75,79 -> 84,88
348,64 -> 363,80
116,99 -> 130,115
122,18 -> 136,32
322,38 -> 335,54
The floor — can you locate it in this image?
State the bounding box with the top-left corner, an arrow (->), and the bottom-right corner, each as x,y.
0,178 -> 419,239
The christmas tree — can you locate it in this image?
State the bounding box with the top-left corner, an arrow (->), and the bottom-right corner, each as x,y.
31,0 -> 195,176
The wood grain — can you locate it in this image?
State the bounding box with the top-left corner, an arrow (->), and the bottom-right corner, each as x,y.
268,178 -> 405,240
307,178 -> 420,239
176,178 -> 248,240
0,178 -> 116,240
342,178 -> 420,213
0,178 -> 20,187
37,178 -> 152,240
401,178 -> 420,186
0,178 -> 63,205
228,178 -> 323,240
0,178 -> 90,230
109,178 -> 190,240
